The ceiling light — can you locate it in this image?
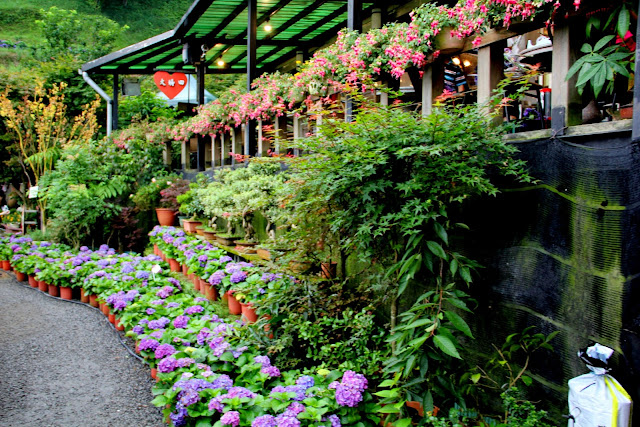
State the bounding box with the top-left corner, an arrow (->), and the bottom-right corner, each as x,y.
463,59 -> 471,67
217,59 -> 225,66
452,57 -> 461,66
264,22 -> 272,32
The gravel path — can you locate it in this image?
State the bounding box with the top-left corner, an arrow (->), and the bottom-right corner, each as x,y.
0,271 -> 165,427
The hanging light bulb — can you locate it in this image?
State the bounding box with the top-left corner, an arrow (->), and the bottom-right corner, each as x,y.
264,21 -> 272,32
217,59 -> 225,67
463,59 -> 471,67
452,57 -> 461,66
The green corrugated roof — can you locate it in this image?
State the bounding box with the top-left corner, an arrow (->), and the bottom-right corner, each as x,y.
82,0 -> 414,75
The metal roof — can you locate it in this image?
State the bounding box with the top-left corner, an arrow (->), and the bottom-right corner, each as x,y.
82,0 -> 420,75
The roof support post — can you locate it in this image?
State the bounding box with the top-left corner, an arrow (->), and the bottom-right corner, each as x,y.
112,74 -> 119,131
551,19 -> 582,135
245,0 -> 258,158
196,62 -> 206,171
345,0 -> 362,123
348,0 -> 362,33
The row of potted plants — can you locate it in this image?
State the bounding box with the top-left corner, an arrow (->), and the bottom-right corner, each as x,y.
0,232 -> 381,426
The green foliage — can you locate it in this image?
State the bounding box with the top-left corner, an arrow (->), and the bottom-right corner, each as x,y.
34,6 -> 128,61
40,135 -> 170,248
465,326 -> 559,398
118,88 -> 179,128
566,36 -> 633,99
177,173 -> 212,219
132,173 -> 182,212
569,1 -> 636,99
276,101 -> 532,419
40,145 -> 130,248
197,161 -> 287,239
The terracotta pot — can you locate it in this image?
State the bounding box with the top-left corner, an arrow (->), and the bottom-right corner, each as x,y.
48,284 -> 59,297
89,294 -> 99,307
108,313 -> 116,324
1,260 -> 10,271
264,314 -> 274,339
202,282 -> 211,298
153,244 -> 159,256
195,226 -> 205,236
181,264 -> 188,275
240,303 -> 258,323
182,220 -> 202,234
155,208 -> 176,226
28,275 -> 38,288
151,368 -> 158,380
208,286 -> 218,302
321,262 -> 338,279
227,291 -> 242,315
15,271 -> 27,282
203,230 -> 217,242
60,286 -> 73,300
102,304 -> 111,316
80,288 -> 90,303
620,104 -> 633,120
256,248 -> 271,260
135,341 -> 140,354
115,318 -> 124,331
38,281 -> 48,292
194,278 -> 202,292
168,258 -> 181,272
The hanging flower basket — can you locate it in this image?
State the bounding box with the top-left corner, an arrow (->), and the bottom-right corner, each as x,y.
434,27 -> 466,54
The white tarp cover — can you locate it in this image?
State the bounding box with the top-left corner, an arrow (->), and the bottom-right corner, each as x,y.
568,344 -> 632,427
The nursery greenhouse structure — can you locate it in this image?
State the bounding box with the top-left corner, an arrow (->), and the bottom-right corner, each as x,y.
1,0 -> 640,425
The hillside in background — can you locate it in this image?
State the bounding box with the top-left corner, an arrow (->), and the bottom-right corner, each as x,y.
0,0 -> 192,47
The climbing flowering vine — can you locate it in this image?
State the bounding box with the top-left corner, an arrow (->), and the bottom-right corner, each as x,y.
173,0 -> 572,142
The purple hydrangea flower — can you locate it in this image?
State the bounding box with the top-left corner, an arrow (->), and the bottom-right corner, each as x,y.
175,358 -> 195,368
135,271 -> 150,280
219,255 -> 233,263
326,414 -> 341,427
274,414 -> 300,427
184,305 -> 203,315
211,374 -> 233,390
328,370 -> 368,407
155,343 -> 176,359
208,270 -> 225,285
156,286 -> 174,299
146,308 -> 156,315
220,411 -> 240,426
286,402 -> 306,416
230,270 -> 248,284
148,317 -> 170,330
138,338 -> 159,351
296,376 -> 315,389
132,325 -> 144,335
173,315 -> 189,329
158,356 -> 178,373
252,415 -> 276,427
261,365 -> 281,377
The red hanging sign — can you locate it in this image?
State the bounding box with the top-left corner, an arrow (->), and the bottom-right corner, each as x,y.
153,71 -> 188,99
